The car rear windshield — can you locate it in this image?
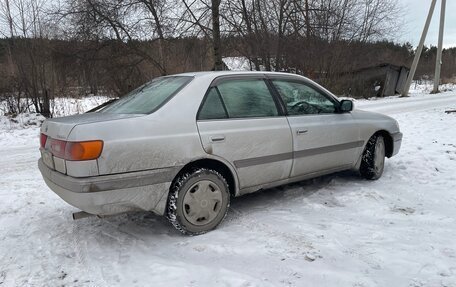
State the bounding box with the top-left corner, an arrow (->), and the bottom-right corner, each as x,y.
99,76 -> 193,114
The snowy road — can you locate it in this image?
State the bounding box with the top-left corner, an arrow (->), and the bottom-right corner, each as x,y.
356,92 -> 456,114
1,92 -> 456,286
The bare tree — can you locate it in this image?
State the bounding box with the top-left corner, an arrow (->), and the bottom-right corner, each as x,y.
211,0 -> 223,70
0,0 -> 412,114
0,0 -> 58,117
178,0 -> 224,70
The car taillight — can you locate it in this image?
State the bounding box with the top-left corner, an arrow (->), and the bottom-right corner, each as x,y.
49,138 -> 67,158
45,137 -> 103,161
65,140 -> 103,161
40,133 -> 47,148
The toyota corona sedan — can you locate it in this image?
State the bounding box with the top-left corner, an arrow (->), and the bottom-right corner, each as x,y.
38,71 -> 402,235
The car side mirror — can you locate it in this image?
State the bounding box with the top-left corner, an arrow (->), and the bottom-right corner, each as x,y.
340,100 -> 354,112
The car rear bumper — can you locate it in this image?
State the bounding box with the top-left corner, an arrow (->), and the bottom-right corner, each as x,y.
391,132 -> 402,157
38,159 -> 179,216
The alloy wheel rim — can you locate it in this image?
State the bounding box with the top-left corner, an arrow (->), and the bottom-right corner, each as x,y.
182,180 -> 223,226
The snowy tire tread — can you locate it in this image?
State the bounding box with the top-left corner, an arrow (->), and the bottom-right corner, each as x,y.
166,168 -> 230,235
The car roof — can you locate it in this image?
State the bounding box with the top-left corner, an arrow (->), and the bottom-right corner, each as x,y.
168,70 -> 339,102
169,71 -> 340,98
172,71 -> 305,80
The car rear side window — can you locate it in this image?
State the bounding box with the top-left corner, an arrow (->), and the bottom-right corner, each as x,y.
214,79 -> 279,118
198,88 -> 228,120
99,76 -> 192,114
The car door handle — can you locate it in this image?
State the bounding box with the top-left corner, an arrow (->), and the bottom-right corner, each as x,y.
210,135 -> 225,142
296,129 -> 308,135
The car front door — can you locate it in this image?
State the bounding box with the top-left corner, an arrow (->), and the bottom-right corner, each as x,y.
269,77 -> 362,178
197,76 -> 293,190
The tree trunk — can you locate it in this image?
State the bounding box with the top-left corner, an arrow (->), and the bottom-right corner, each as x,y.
212,0 -> 223,70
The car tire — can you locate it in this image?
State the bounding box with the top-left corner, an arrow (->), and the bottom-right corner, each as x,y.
166,168 -> 230,235
360,134 -> 385,180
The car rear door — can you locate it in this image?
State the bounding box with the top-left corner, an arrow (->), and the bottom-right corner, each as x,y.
197,75 -> 293,190
269,77 -> 362,177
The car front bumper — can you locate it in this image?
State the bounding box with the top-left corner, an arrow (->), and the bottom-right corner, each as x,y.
391,132 -> 403,157
38,159 -> 179,216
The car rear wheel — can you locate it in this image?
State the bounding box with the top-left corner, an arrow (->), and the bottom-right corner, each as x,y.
166,168 -> 230,235
360,134 -> 385,180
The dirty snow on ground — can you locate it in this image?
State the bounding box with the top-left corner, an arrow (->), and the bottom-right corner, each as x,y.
0,88 -> 456,287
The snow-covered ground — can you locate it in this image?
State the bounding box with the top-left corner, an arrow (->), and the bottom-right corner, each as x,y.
1,89 -> 456,286
0,96 -> 110,122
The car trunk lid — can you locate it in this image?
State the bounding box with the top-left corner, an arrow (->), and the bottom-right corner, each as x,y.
41,113 -> 140,140
40,113 -> 141,174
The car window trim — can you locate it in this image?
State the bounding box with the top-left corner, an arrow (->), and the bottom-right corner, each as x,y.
214,87 -> 230,118
264,77 -> 287,116
197,115 -> 287,122
210,74 -> 263,87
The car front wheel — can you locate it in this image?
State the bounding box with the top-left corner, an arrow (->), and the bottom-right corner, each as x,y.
166,168 -> 230,235
360,134 -> 385,180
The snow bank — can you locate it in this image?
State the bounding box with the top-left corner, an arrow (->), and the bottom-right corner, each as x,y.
0,96 -> 110,147
408,80 -> 455,94
0,95 -> 111,118
0,113 -> 46,130
50,95 -> 112,117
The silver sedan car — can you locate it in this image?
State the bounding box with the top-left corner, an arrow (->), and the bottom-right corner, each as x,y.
38,71 -> 402,234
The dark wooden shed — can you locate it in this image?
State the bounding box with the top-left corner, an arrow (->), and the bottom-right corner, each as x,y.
339,64 -> 410,98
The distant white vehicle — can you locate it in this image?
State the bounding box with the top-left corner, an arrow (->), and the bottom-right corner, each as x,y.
38,71 -> 402,234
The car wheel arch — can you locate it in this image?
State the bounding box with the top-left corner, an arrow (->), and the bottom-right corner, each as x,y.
173,157 -> 238,197
371,130 -> 393,158
355,130 -> 394,170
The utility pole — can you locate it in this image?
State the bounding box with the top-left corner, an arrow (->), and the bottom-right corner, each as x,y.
432,0 -> 446,93
402,0 -> 437,97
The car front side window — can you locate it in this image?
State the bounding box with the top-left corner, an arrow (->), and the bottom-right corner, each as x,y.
272,80 -> 337,115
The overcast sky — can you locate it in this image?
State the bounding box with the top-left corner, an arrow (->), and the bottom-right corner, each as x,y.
399,0 -> 456,48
